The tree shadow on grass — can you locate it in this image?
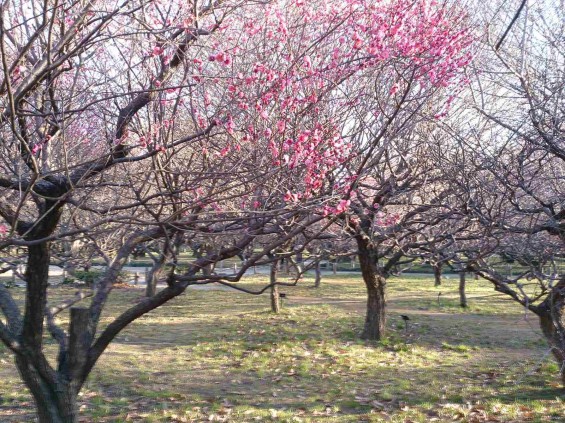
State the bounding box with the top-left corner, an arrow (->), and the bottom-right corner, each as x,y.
79,347 -> 564,422
1,291 -> 561,422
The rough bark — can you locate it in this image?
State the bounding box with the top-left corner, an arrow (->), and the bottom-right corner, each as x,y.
357,237 -> 386,340
459,272 -> 467,308
16,357 -> 78,423
17,240 -> 82,423
22,243 -> 51,349
536,278 -> 565,386
270,260 -> 280,313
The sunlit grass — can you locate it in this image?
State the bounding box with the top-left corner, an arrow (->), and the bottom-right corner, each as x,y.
0,274 -> 563,422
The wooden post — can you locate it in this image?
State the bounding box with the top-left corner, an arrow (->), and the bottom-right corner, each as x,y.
333,262 -> 337,275
134,272 -> 139,285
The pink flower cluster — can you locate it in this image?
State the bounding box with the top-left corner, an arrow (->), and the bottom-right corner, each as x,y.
208,0 -> 473,207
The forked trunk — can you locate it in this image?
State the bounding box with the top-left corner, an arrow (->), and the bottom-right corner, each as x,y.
16,359 -> 79,423
36,390 -> 78,423
19,238 -> 83,422
357,237 -> 386,340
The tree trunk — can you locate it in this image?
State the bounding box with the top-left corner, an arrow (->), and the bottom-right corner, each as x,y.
536,278 -> 565,386
270,260 -> 280,313
16,360 -> 79,423
18,240 -> 82,422
357,237 -> 386,340
36,390 -> 77,423
314,260 -> 321,288
23,243 -> 51,348
459,272 -> 467,308
433,264 -> 442,287
145,267 -> 160,297
145,256 -> 166,297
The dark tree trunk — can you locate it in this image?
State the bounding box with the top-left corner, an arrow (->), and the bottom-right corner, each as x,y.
314,260 -> 321,288
459,272 -> 467,308
23,243 -> 51,347
433,264 -> 442,287
18,239 -> 83,423
357,237 -> 386,340
16,358 -> 79,423
270,260 -> 280,313
536,278 -> 565,386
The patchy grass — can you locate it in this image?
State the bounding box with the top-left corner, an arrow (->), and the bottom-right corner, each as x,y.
0,274 -> 564,422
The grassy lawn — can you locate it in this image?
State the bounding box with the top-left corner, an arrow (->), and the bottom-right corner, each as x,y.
0,274 -> 563,422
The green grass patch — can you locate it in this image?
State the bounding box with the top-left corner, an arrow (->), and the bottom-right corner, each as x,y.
0,274 -> 563,422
